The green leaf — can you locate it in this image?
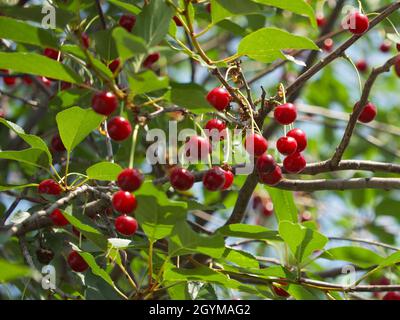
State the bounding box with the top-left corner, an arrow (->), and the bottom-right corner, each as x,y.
108,0 -> 141,14
210,0 -> 262,25
128,70 -> 169,96
0,117 -> 52,166
320,246 -> 384,269
222,248 -> 259,269
377,251 -> 400,269
0,259 -> 32,283
112,27 -> 147,62
0,184 -> 38,192
56,107 -> 104,153
133,0 -> 174,47
0,149 -> 50,169
63,213 -> 108,251
266,187 -> 298,223
217,223 -> 280,241
279,221 -> 327,264
79,252 -> 115,287
169,220 -> 225,258
86,162 -> 122,181
253,0 -> 316,27
376,198 -> 400,222
0,52 -> 82,84
0,16 -> 59,48
166,83 -> 211,113
135,195 -> 187,241
237,27 -> 319,63
49,87 -> 93,110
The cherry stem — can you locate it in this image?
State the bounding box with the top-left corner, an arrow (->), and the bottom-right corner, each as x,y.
344,55 -> 363,95
129,125 -> 140,169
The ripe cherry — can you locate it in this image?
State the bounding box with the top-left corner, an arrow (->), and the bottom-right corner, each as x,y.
119,14 -> 136,32
283,152 -> 306,174
173,16 -> 183,27
245,133 -> 268,157
356,59 -> 368,73
256,154 -> 276,174
356,102 -> 377,123
170,167 -> 195,191
22,75 -> 33,85
115,214 -> 138,236
81,32 -> 90,49
117,168 -> 144,192
274,103 -> 297,125
67,251 -> 89,273
383,292 -> 400,300
380,40 -> 391,53
344,11 -> 369,35
222,169 -> 234,190
43,48 -> 61,60
259,165 -> 282,186
273,283 -> 290,298
276,136 -> 298,155
394,56 -> 400,77
38,179 -> 62,195
40,76 -> 52,87
205,119 -> 226,139
185,135 -> 211,161
107,116 -> 132,141
61,81 -> 72,91
206,3 -> 211,13
203,166 -> 226,191
49,209 -> 69,227
262,201 -> 274,217
316,14 -> 326,28
300,211 -> 313,222
323,38 -> 334,52
51,134 -> 66,152
397,43 -> 400,51
287,128 -> 307,152
206,87 -> 231,111
252,195 -> 263,210
3,75 -> 16,86
143,52 -> 160,69
92,91 -> 118,116
112,191 -> 137,214
108,58 -> 121,74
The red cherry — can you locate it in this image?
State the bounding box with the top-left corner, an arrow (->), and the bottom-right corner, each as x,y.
38,179 -> 62,195
206,3 -> 211,13
143,52 -> 160,69
22,75 -> 33,85
287,128 -> 307,152
344,11 -> 369,35
323,38 -> 334,52
222,170 -> 234,190
371,277 -> 390,286
170,167 -> 195,191
245,133 -> 268,157
117,168 -> 144,192
40,76 -> 52,87
81,32 -> 90,49
115,215 -> 138,236
185,135 -> 211,161
92,91 -> 118,116
72,226 -> 85,238
356,59 -> 368,73
252,196 -> 263,210
67,251 -> 89,272
51,134 -> 66,152
256,154 -> 276,174
394,56 -> 400,77
206,87 -> 231,111
283,152 -> 306,174
205,119 -> 226,139
380,40 -> 391,53
274,103 -> 297,125
3,76 -> 16,86
316,14 -> 326,28
108,58 -> 121,74
273,284 -> 290,298
107,116 -> 132,141
397,43 -> 400,51
259,166 -> 282,186
173,16 -> 183,27
49,209 -> 69,227
203,166 -> 226,191
383,292 -> 400,300
112,191 -> 137,214
119,14 -> 136,32
43,48 -> 61,60
356,102 -> 377,123
262,201 -> 274,217
300,211 -> 313,222
61,81 -> 72,91
276,136 -> 298,156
